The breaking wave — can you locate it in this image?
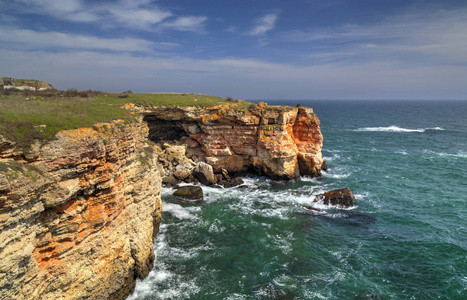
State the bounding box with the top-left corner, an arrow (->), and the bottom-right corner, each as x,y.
355,126 -> 444,133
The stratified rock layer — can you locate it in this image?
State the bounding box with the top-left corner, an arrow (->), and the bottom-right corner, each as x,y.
137,104 -> 324,180
0,120 -> 162,300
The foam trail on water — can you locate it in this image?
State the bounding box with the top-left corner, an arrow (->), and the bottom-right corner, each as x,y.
163,202 -> 200,220
354,126 -> 444,133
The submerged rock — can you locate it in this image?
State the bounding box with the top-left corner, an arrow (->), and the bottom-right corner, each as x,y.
314,187 -> 355,207
173,185 -> 203,200
219,176 -> 244,188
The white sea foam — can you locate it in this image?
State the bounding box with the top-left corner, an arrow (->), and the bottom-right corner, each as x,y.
355,126 -> 444,133
422,150 -> 467,159
395,149 -> 408,155
322,169 -> 351,179
162,202 -> 200,220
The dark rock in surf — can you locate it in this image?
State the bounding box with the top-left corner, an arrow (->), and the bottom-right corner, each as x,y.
314,187 -> 355,207
220,176 -> 244,188
321,160 -> 328,171
303,205 -> 321,212
173,185 -> 203,200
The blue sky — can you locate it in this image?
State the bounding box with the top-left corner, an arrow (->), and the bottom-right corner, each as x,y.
1,0 -> 466,99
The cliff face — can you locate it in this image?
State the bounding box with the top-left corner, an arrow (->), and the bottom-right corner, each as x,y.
0,120 -> 162,300
134,103 -> 324,180
0,77 -> 54,91
0,100 -> 324,300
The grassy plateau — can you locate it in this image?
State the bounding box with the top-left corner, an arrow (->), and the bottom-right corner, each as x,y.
0,90 -> 248,150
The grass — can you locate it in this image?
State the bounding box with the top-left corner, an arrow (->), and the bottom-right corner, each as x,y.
0,91 -> 251,150
100,93 -> 250,108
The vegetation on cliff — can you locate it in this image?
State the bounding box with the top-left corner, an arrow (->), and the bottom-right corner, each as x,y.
0,89 -> 248,150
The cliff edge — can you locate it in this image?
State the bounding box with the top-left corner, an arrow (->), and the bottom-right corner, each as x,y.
0,90 -> 325,300
0,120 -> 162,300
131,102 -> 325,180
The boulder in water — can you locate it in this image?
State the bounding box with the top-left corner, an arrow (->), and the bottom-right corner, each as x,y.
314,187 -> 355,207
173,185 -> 203,200
220,176 -> 244,188
192,162 -> 216,186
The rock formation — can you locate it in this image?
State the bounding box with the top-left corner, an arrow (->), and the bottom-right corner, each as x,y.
314,187 -> 355,208
0,77 -> 54,91
173,185 -> 203,200
132,103 -> 325,180
0,120 -> 162,300
0,98 -> 325,300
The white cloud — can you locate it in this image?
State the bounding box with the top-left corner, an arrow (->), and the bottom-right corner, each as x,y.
7,0 -> 203,31
14,0 -> 98,22
0,28 -> 157,52
248,13 -> 279,36
107,7 -> 172,30
160,16 -> 208,32
276,9 -> 467,64
226,26 -> 237,33
2,48 -> 466,99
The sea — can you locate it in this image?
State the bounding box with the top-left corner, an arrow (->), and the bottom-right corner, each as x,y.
128,100 -> 467,300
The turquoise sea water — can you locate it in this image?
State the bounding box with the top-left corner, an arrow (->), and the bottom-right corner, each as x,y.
128,100 -> 467,299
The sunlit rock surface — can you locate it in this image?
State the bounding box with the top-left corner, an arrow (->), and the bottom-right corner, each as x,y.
0,121 -> 162,300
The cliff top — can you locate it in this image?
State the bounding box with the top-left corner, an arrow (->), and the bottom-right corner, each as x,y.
0,77 -> 54,90
0,87 -> 282,150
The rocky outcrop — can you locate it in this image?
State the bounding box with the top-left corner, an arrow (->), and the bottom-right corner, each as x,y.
192,162 -> 216,185
133,103 -> 325,180
0,98 -> 325,299
0,120 -> 162,300
173,185 -> 203,200
314,187 -> 355,207
0,77 -> 54,91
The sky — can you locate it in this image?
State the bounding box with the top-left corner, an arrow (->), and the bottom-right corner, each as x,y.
1,0 -> 467,100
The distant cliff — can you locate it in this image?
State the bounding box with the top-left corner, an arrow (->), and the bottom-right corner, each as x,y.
0,77 -> 54,91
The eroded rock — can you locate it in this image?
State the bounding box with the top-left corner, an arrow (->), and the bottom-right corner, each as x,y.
138,103 -> 325,180
314,187 -> 355,207
192,162 -> 216,186
173,185 -> 203,200
0,121 -> 162,300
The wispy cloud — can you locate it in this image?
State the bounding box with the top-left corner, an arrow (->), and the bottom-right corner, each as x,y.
7,0 -> 205,32
3,48 -> 466,99
160,16 -> 208,32
226,26 -> 237,33
0,28 -> 159,52
14,0 -> 98,22
276,9 -> 467,64
248,13 -> 279,36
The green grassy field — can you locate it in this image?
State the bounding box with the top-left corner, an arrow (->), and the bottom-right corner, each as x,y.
0,91 -> 249,150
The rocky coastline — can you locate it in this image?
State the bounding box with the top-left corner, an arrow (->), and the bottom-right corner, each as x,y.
0,99 -> 327,299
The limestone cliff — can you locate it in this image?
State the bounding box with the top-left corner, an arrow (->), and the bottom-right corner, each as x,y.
0,120 -> 162,300
0,99 -> 324,300
128,102 -> 325,180
0,77 -> 54,91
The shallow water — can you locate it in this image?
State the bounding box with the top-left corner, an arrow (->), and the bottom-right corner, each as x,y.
128,100 -> 467,299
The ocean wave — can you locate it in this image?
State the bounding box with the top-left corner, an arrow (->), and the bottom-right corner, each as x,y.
162,202 -> 200,220
354,126 -> 444,133
423,150 -> 467,159
127,231 -> 201,300
394,149 -> 408,155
